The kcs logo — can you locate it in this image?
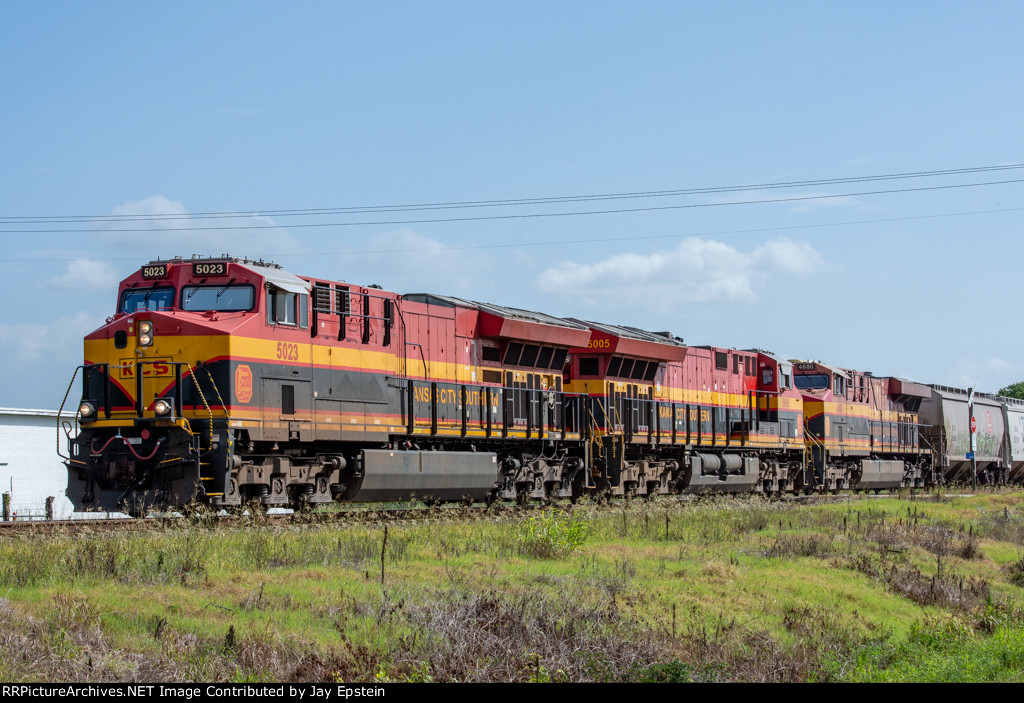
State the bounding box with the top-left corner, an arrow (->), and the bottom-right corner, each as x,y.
119,358 -> 172,378
235,365 -> 253,403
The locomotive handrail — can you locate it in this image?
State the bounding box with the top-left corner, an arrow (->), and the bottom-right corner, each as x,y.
918,432 -> 937,464
61,421 -> 80,464
311,285 -> 411,376
394,298 -> 410,379
404,342 -> 428,380
56,365 -> 83,461
195,366 -> 228,415
311,287 -> 393,324
586,404 -> 603,461
804,427 -> 828,454
803,427 -> 828,487
384,292 -> 418,379
182,362 -> 215,450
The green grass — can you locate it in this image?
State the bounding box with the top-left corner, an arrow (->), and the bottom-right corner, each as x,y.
1,489 -> 1023,681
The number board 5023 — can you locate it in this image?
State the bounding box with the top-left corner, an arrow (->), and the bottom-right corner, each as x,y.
192,262 -> 227,276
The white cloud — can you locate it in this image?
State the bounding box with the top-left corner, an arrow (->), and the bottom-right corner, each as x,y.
752,238 -> 823,273
93,195 -> 301,259
49,259 -> 120,290
535,236 -> 823,311
339,228 -> 497,296
0,311 -> 103,365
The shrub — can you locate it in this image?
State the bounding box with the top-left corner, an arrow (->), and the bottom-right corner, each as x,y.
516,510 -> 590,558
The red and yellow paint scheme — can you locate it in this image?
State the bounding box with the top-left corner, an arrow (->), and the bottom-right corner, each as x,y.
63,256 -> 934,514
792,361 -> 934,490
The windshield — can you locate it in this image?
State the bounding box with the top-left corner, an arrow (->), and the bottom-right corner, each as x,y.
181,284 -> 254,312
120,287 -> 175,313
794,373 -> 830,390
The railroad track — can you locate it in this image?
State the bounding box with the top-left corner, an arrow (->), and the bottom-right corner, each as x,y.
0,488 -> 975,537
0,501 -> 533,536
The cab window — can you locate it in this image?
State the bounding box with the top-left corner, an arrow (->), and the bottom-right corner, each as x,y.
267,289 -> 308,327
181,285 -> 254,312
834,375 -> 847,397
794,373 -> 830,390
120,287 -> 174,313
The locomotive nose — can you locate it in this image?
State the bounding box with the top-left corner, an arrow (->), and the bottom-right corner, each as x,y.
82,309 -> 229,421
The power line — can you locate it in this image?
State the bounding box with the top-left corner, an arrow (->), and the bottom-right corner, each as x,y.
0,177 -> 1021,234
5,203 -> 1021,263
1,162 -> 1022,224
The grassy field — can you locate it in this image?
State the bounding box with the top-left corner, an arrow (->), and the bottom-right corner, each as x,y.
1,489 -> 1023,682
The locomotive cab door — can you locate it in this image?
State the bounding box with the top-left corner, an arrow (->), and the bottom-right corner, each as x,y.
757,362 -> 780,423
262,378 -> 313,442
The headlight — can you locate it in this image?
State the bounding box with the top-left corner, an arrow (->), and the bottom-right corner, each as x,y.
79,401 -> 96,418
139,333 -> 153,346
154,398 -> 173,416
138,321 -> 154,346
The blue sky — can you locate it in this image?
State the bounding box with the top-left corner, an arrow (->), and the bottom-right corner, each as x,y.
1,1 -> 1022,408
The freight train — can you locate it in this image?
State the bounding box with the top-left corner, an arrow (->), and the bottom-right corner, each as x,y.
60,256 -> 1020,514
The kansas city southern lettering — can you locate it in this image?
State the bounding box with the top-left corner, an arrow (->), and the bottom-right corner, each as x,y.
656,407 -> 711,421
413,387 -> 501,405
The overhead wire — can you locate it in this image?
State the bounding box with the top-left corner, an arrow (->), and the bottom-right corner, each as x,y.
1,176 -> 1023,234
0,162 -> 1022,224
4,203 -> 1022,263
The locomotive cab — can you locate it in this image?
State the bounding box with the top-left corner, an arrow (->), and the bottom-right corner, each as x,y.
65,257 -> 311,513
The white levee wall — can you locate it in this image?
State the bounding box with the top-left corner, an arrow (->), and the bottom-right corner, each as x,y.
0,408 -> 77,519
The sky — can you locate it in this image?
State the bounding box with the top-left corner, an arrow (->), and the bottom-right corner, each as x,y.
1,1 -> 1023,409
